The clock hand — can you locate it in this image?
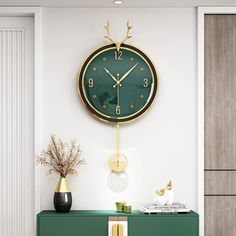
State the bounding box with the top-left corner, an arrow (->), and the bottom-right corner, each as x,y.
117,74 -> 120,106
104,67 -> 121,86
113,63 -> 138,88
116,74 -> 120,115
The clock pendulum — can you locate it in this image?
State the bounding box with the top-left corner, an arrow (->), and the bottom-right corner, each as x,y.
108,123 -> 127,173
107,123 -> 129,192
78,21 -> 158,192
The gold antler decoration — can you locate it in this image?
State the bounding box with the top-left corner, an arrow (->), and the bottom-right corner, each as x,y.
104,20 -> 132,52
121,21 -> 132,44
104,21 -> 116,45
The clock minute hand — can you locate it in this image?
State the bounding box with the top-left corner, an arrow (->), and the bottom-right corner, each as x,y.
114,63 -> 139,88
104,67 -> 119,84
116,74 -> 120,107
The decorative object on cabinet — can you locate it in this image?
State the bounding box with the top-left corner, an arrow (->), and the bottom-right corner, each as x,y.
165,181 -> 175,205
78,21 -> 158,192
54,177 -> 72,213
37,210 -> 199,236
37,135 -> 86,212
123,205 -> 132,213
139,203 -> 190,214
154,180 -> 175,206
115,202 -> 132,213
154,188 -> 167,206
116,202 -> 126,212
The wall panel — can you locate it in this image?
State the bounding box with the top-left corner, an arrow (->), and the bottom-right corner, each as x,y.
0,16 -> 34,236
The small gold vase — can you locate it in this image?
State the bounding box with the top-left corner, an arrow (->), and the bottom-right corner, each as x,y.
53,177 -> 72,213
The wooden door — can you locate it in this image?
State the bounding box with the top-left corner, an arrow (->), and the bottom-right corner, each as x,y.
204,14 -> 236,236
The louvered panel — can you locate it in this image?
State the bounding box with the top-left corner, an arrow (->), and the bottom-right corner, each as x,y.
0,29 -> 27,236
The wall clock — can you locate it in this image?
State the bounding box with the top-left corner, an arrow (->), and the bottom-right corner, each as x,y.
78,21 -> 158,124
78,21 -> 158,192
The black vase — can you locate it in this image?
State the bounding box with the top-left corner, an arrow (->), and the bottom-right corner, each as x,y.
54,177 -> 72,213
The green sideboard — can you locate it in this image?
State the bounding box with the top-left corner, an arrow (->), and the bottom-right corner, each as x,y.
37,210 -> 199,236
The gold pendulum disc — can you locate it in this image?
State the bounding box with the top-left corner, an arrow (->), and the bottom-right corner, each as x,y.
108,153 -> 128,173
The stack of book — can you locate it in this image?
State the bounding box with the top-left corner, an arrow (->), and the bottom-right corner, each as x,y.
139,203 -> 190,214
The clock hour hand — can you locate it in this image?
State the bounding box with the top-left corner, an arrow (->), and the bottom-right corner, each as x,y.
113,63 -> 138,88
104,67 -> 121,86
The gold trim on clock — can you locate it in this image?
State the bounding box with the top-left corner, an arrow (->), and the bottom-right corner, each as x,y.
78,43 -> 158,124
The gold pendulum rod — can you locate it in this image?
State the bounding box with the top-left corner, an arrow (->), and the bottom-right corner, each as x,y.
116,123 -> 120,164
108,122 -> 127,172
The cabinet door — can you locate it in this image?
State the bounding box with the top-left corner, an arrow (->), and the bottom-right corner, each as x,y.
204,14 -> 236,170
205,197 -> 236,236
128,216 -> 198,236
204,14 -> 236,236
38,216 -> 107,236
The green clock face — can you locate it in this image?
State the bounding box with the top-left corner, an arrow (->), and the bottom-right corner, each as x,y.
78,44 -> 158,123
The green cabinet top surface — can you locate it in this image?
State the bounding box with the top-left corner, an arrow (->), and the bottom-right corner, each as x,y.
37,210 -> 198,218
37,210 -> 199,236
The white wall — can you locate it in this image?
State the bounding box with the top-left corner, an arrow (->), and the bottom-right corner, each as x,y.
40,7 -> 197,211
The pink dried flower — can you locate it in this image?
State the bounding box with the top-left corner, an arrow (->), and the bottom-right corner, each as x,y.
37,135 -> 85,177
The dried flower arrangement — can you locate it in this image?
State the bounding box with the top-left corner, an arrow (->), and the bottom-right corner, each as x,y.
37,135 -> 85,178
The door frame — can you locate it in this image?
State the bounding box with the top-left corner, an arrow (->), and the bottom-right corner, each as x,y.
0,6 -> 42,219
197,7 -> 236,236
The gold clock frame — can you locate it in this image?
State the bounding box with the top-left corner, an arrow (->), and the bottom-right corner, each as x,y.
78,43 -> 158,124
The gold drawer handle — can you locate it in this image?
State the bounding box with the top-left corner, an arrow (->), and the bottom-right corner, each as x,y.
112,223 -> 124,236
